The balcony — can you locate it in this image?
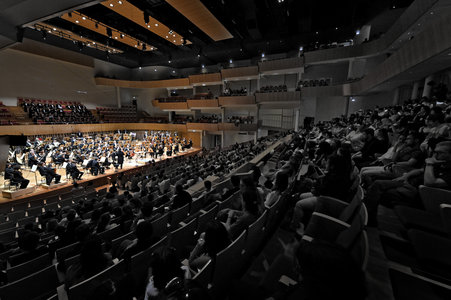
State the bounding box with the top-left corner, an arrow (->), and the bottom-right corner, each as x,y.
187,99 -> 219,109
189,73 -> 222,86
218,95 -> 256,106
221,66 -> 259,80
258,57 -> 303,75
255,91 -> 301,103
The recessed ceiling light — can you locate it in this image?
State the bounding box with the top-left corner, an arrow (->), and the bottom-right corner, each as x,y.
229,59 -> 232,63
166,36 -> 168,38
139,66 -> 142,70
261,53 -> 265,58
335,27 -> 338,30
356,29 -> 360,35
118,1 -> 123,4
147,25 -> 150,28
155,23 -> 159,26
154,68 -> 157,72
202,83 -> 206,86
75,20 -> 79,23
93,42 -> 96,44
173,40 -> 176,42
115,36 -> 118,39
135,45 -> 137,47
202,64 -> 205,68
82,17 -> 86,20
109,3 -> 114,7
53,28 -> 56,31
172,70 -> 176,73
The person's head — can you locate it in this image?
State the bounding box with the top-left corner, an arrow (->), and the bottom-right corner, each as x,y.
149,246 -> 184,292
75,223 -> 91,242
326,154 -> 350,175
204,180 -> 212,191
433,141 -> 451,162
80,235 -> 108,275
230,175 -> 240,187
297,240 -> 366,300
363,128 -> 374,141
241,189 -> 260,216
426,114 -> 441,127
252,166 -> 261,184
135,220 -> 153,244
97,212 -> 111,232
405,132 -> 420,147
141,201 -> 154,218
20,231 -> 40,251
273,171 -> 289,192
175,184 -> 184,194
204,220 -> 230,257
240,176 -> 255,193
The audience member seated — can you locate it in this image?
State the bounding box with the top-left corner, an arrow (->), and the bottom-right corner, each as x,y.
188,220 -> 231,270
171,184 -> 193,210
258,85 -> 288,93
226,115 -> 254,125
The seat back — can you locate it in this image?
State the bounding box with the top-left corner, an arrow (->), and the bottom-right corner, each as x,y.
336,206 -> 365,249
190,197 -> 204,215
151,213 -> 169,239
97,225 -> 123,242
111,231 -> 135,258
197,204 -> 218,234
68,260 -> 127,300
244,210 -> 267,258
419,186 -> 451,215
211,230 -> 246,296
170,204 -> 190,228
55,242 -> 80,262
217,191 -> 240,211
0,265 -> 59,300
6,253 -> 52,282
169,218 -> 197,257
192,259 -> 213,290
338,192 -> 362,223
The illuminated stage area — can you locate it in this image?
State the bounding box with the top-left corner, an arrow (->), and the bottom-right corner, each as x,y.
0,147 -> 200,204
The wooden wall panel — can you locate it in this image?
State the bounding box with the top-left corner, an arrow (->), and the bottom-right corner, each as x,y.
259,57 -> 303,72
189,73 -> 222,84
221,66 -> 258,79
186,123 -> 219,131
95,77 -> 190,89
218,123 -> 239,131
157,102 -> 189,110
181,131 -> 201,148
187,99 -> 219,108
218,95 -> 255,106
0,123 -> 189,136
255,91 -> 301,102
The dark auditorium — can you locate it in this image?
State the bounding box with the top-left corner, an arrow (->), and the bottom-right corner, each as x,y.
1,0 -> 451,299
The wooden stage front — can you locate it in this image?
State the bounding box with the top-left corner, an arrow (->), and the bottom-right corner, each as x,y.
0,148 -> 201,206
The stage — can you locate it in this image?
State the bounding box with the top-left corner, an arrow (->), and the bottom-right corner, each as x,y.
0,148 -> 201,205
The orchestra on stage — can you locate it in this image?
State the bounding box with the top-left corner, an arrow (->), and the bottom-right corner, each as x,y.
2,130 -> 193,190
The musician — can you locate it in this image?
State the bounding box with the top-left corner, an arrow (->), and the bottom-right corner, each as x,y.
86,157 -> 104,176
66,160 -> 83,180
115,148 -> 124,169
5,163 -> 29,189
37,162 -> 61,185
28,150 -> 38,167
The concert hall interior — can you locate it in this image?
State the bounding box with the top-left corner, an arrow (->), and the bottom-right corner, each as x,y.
1,0 -> 451,299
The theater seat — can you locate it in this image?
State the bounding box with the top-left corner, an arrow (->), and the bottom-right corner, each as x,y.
394,206 -> 446,236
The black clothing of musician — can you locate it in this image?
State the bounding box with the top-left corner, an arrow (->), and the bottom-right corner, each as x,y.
66,162 -> 83,180
5,165 -> 30,189
86,159 -> 103,176
37,164 -> 61,185
116,150 -> 124,169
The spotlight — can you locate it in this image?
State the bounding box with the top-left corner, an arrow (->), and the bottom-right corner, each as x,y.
356,29 -> 360,35
168,60 -> 171,64
139,66 -> 142,70
120,34 -> 124,39
202,64 -> 205,68
261,53 -> 265,58
144,12 -> 150,24
299,46 -> 303,51
82,16 -> 86,20
229,59 -> 232,64
168,30 -> 174,35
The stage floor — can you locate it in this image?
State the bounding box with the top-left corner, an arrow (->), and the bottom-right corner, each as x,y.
0,148 -> 200,204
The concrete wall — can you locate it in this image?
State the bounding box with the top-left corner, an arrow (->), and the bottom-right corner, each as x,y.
0,49 -> 118,109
